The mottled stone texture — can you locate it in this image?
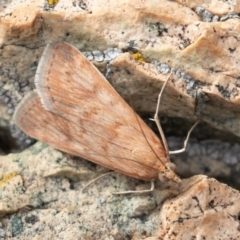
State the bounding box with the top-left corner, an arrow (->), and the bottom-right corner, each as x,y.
0,143 -> 240,239
1,0 -> 240,239
0,0 -> 240,140
158,176 -> 240,240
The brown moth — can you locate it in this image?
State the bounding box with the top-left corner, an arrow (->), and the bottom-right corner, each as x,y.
13,42 -> 180,183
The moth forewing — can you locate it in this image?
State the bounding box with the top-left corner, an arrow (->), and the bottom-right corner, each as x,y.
14,42 -> 180,183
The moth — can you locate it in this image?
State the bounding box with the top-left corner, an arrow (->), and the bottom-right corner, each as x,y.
13,42 -> 181,185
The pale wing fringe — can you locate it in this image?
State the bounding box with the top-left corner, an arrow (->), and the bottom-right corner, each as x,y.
34,43 -> 55,113
13,91 -> 37,125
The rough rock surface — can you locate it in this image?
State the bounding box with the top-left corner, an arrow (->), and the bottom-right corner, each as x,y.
0,142 -> 240,239
1,0 -> 240,239
0,0 -> 240,141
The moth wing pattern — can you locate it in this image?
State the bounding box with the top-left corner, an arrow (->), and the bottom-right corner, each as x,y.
14,42 -> 172,181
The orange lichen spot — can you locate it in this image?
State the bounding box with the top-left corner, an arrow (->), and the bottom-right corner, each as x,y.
48,0 -> 59,7
0,172 -> 18,187
131,52 -> 146,63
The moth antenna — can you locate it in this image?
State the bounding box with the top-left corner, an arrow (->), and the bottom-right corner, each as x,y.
154,72 -> 200,155
153,72 -> 173,160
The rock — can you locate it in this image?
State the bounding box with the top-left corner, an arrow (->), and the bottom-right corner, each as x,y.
0,0 -> 240,147
168,137 -> 240,187
157,176 -> 240,240
1,0 -> 240,238
0,142 -> 239,239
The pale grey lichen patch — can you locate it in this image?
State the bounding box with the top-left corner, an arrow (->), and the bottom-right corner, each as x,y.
186,79 -> 195,90
103,48 -> 122,61
195,89 -> 210,117
152,60 -> 209,104
180,72 -> 198,93
195,6 -> 239,22
195,6 -> 205,17
201,9 -> 214,22
9,215 -> 24,237
212,15 -> 220,22
82,51 -> 94,61
152,61 -> 171,75
172,68 -> 182,79
83,48 -> 123,80
220,12 -> 240,21
91,50 -> 104,62
83,48 -> 122,62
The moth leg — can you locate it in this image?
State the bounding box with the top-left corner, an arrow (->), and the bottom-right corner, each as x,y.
169,120 -> 199,155
83,172 -> 155,195
112,180 -> 155,195
82,171 -> 113,193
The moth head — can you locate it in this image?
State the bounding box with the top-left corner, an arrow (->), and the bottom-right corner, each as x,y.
158,162 -> 181,183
